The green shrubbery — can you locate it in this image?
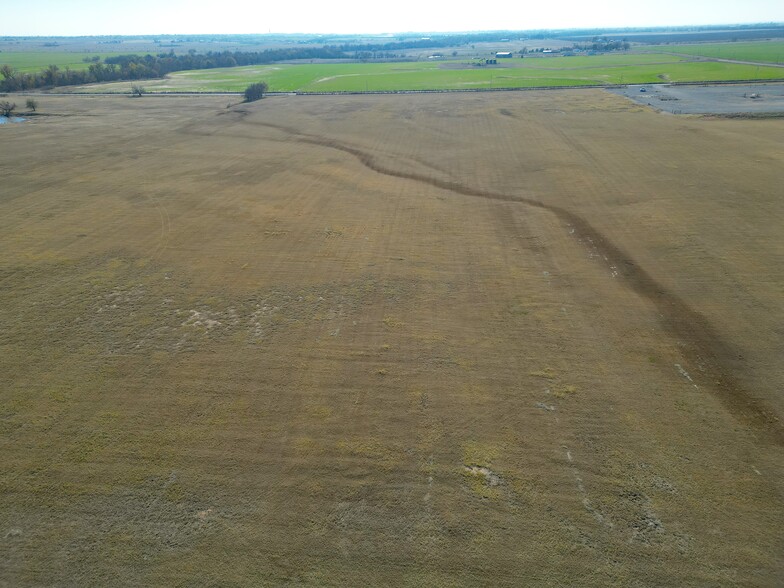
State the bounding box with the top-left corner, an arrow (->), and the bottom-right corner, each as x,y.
244,82 -> 268,102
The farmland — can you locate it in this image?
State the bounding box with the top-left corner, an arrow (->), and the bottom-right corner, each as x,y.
1,91 -> 782,585
4,38 -> 784,93
644,41 -> 784,64
0,51 -> 126,73
53,55 -> 784,94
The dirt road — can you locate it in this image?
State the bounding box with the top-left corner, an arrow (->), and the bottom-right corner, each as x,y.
1,92 -> 782,586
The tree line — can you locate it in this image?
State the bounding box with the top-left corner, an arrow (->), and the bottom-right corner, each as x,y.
327,32 -> 529,54
582,38 -> 632,52
0,46 -> 345,92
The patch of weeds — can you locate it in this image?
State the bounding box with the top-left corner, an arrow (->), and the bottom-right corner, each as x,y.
462,465 -> 503,499
293,436 -> 325,456
406,388 -> 430,410
306,405 -> 333,419
553,385 -> 578,398
64,430 -> 112,463
163,482 -> 186,502
462,440 -> 499,468
336,437 -> 402,471
47,387 -> 71,403
464,465 -> 502,487
455,356 -> 474,370
382,316 -> 403,328
529,367 -> 557,379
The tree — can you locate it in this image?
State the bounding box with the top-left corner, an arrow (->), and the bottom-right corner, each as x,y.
44,64 -> 60,87
0,64 -> 19,91
244,81 -> 268,103
25,98 -> 38,112
0,101 -> 16,117
130,85 -> 146,97
1,64 -> 17,82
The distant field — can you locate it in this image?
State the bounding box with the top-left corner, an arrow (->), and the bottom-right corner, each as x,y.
5,46 -> 784,93
58,57 -> 784,94
0,51 -> 125,73
643,41 -> 784,64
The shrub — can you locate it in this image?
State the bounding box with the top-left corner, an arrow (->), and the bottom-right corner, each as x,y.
244,82 -> 268,103
0,100 -> 15,116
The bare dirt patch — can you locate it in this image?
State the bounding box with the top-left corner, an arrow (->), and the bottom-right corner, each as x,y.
610,81 -> 784,114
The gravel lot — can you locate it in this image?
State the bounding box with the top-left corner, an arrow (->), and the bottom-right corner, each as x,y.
609,82 -> 784,114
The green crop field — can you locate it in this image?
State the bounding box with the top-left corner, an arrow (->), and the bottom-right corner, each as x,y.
0,51 -> 126,73
8,48 -> 782,94
643,41 -> 784,64
61,57 -> 784,94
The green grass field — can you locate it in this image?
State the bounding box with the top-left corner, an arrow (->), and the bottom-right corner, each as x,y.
119,58 -> 784,93
0,51 -> 126,73
6,47 -> 783,93
643,41 -> 784,64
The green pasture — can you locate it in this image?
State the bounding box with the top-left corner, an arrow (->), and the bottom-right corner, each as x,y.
517,53 -> 687,68
24,49 -> 781,94
0,51 -> 126,73
144,59 -> 784,93
642,41 -> 784,64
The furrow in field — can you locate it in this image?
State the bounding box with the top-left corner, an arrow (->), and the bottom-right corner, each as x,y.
245,118 -> 783,444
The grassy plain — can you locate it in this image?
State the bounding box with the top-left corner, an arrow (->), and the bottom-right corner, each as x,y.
54,56 -> 784,94
1,92 -> 783,586
0,51 -> 126,73
644,41 -> 784,63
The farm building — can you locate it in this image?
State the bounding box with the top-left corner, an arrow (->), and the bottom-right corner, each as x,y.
496,52 -> 513,58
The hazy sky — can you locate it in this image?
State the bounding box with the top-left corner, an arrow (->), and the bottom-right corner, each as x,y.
6,0 -> 784,36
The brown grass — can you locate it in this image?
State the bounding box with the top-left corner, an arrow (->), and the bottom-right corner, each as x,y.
1,91 -> 782,586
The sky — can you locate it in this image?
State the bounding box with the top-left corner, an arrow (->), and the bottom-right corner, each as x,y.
5,0 -> 784,36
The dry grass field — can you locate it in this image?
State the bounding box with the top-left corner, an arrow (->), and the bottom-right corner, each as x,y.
1,91 -> 783,586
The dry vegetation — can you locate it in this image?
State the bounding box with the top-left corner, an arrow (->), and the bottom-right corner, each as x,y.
1,91 -> 782,586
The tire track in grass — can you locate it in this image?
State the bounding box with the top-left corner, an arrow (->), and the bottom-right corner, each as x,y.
251,119 -> 783,444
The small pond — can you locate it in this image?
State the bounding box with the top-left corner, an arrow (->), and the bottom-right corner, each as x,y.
0,116 -> 26,124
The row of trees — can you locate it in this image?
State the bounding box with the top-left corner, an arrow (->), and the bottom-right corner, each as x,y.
0,47 -> 346,92
327,31 -> 537,53
581,39 -> 632,52
0,62 -> 150,91
1,98 -> 38,116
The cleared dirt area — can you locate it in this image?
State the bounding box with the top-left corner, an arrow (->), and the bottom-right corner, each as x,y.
610,82 -> 784,114
1,92 -> 783,586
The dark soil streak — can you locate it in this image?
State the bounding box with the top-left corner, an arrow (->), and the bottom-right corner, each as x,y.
255,120 -> 783,444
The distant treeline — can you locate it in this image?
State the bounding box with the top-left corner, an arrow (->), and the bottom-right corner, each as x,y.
0,46 -> 346,91
562,26 -> 784,44
327,31 -> 572,55
581,39 -> 632,52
